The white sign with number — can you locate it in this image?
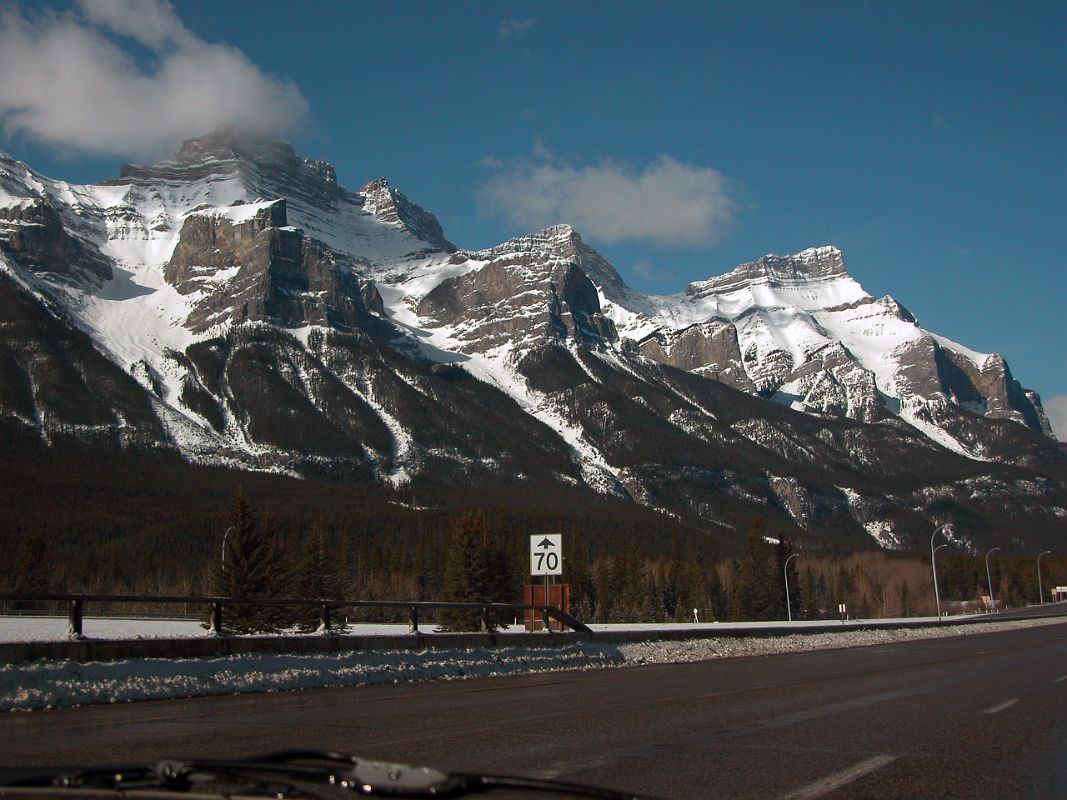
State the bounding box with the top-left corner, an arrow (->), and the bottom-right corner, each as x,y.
530,534 -> 563,576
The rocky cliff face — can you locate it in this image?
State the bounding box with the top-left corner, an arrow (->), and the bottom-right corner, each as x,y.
358,178 -> 455,254
164,200 -> 374,333
0,131 -> 1063,553
688,245 -> 849,295
636,320 -> 754,392
417,227 -> 618,354
0,197 -> 111,288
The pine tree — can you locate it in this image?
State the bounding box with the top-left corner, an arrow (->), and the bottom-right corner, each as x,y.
835,562 -> 856,615
211,492 -> 297,634
563,534 -> 596,622
411,529 -> 440,602
801,566 -> 819,620
296,517 -> 343,631
705,562 -> 727,622
733,519 -> 777,621
9,535 -> 52,610
662,534 -> 683,620
438,512 -> 511,631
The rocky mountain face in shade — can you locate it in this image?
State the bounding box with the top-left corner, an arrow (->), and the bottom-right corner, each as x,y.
417,225 -> 618,353
0,129 -> 1064,552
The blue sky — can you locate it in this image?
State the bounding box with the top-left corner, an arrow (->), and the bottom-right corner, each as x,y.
2,1 -> 1065,433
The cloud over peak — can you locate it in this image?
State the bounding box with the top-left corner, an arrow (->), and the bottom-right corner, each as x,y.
0,0 -> 308,159
478,148 -> 735,248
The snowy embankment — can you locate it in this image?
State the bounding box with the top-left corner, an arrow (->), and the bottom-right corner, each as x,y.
0,617 -> 417,642
2,617 -> 1062,713
0,615 -> 966,643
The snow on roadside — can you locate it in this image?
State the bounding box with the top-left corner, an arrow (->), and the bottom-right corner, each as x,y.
0,617 -> 439,643
1,644 -> 625,713
2,617 -> 1062,713
0,614 -> 1005,643
617,617 -> 1063,663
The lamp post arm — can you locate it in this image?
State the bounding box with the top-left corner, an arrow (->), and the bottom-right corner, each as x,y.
1038,550 -> 1052,605
930,525 -> 951,623
221,526 -> 234,567
784,553 -> 799,623
985,547 -> 1001,611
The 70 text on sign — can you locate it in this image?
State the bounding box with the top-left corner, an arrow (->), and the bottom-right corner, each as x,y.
530,534 -> 563,576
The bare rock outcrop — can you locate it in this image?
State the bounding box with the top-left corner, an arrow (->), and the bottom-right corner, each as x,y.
165,200 -> 372,333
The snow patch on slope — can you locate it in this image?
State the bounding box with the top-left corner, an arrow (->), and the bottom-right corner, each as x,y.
377,277 -> 628,496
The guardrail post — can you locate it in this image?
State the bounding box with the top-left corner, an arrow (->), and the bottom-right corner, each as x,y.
409,606 -> 419,634
319,604 -> 332,635
209,602 -> 224,636
480,606 -> 490,632
541,606 -> 551,632
67,599 -> 84,640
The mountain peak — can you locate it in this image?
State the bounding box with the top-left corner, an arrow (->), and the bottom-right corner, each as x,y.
537,222 -> 578,241
687,245 -> 847,297
357,177 -> 455,253
495,224 -> 582,256
470,224 -> 651,312
357,177 -> 397,211
171,126 -> 298,165
750,245 -> 846,280
108,126 -> 339,196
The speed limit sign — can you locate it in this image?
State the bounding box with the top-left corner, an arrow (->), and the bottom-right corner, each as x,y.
530,534 -> 563,576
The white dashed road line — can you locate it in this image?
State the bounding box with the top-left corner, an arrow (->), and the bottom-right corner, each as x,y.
982,698 -> 1019,715
779,754 -> 896,800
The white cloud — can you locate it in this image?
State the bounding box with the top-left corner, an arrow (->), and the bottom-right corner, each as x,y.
631,259 -> 658,281
499,16 -> 537,39
1044,395 -> 1067,442
0,1 -> 308,159
79,0 -> 190,48
479,150 -> 735,248
631,258 -> 676,285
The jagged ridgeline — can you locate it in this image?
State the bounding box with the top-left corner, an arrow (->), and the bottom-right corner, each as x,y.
0,127 -> 1065,553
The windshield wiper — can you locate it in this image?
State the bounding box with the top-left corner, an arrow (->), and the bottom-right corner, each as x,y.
0,750 -> 657,799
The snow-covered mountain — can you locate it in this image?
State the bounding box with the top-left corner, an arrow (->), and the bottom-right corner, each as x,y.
1,129 -> 1064,551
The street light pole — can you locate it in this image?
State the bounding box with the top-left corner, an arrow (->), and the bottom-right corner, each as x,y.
984,547 -> 1001,612
932,543 -> 949,620
784,553 -> 799,622
221,526 -> 233,570
931,524 -> 952,622
1037,550 -> 1052,604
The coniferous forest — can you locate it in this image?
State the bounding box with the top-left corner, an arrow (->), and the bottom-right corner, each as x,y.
2,421 -> 1064,630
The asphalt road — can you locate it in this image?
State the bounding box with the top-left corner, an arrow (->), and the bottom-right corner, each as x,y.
988,601 -> 1067,620
2,620 -> 1066,799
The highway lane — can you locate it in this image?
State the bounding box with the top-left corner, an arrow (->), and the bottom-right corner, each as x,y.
987,600 -> 1067,620
1,620 -> 1066,799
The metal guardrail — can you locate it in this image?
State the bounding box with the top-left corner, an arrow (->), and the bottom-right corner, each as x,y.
0,593 -> 591,638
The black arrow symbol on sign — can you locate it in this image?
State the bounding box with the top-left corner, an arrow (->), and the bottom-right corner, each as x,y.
537,537 -> 555,549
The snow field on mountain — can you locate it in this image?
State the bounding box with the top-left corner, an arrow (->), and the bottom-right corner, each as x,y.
358,383 -> 414,487
2,617 -> 1061,712
605,249 -> 999,457
377,277 -> 626,493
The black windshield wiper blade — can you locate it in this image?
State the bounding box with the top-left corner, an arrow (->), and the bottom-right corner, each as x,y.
0,750 -> 657,799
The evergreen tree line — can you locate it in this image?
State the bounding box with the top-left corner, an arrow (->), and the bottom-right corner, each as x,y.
3,494 -> 1065,632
